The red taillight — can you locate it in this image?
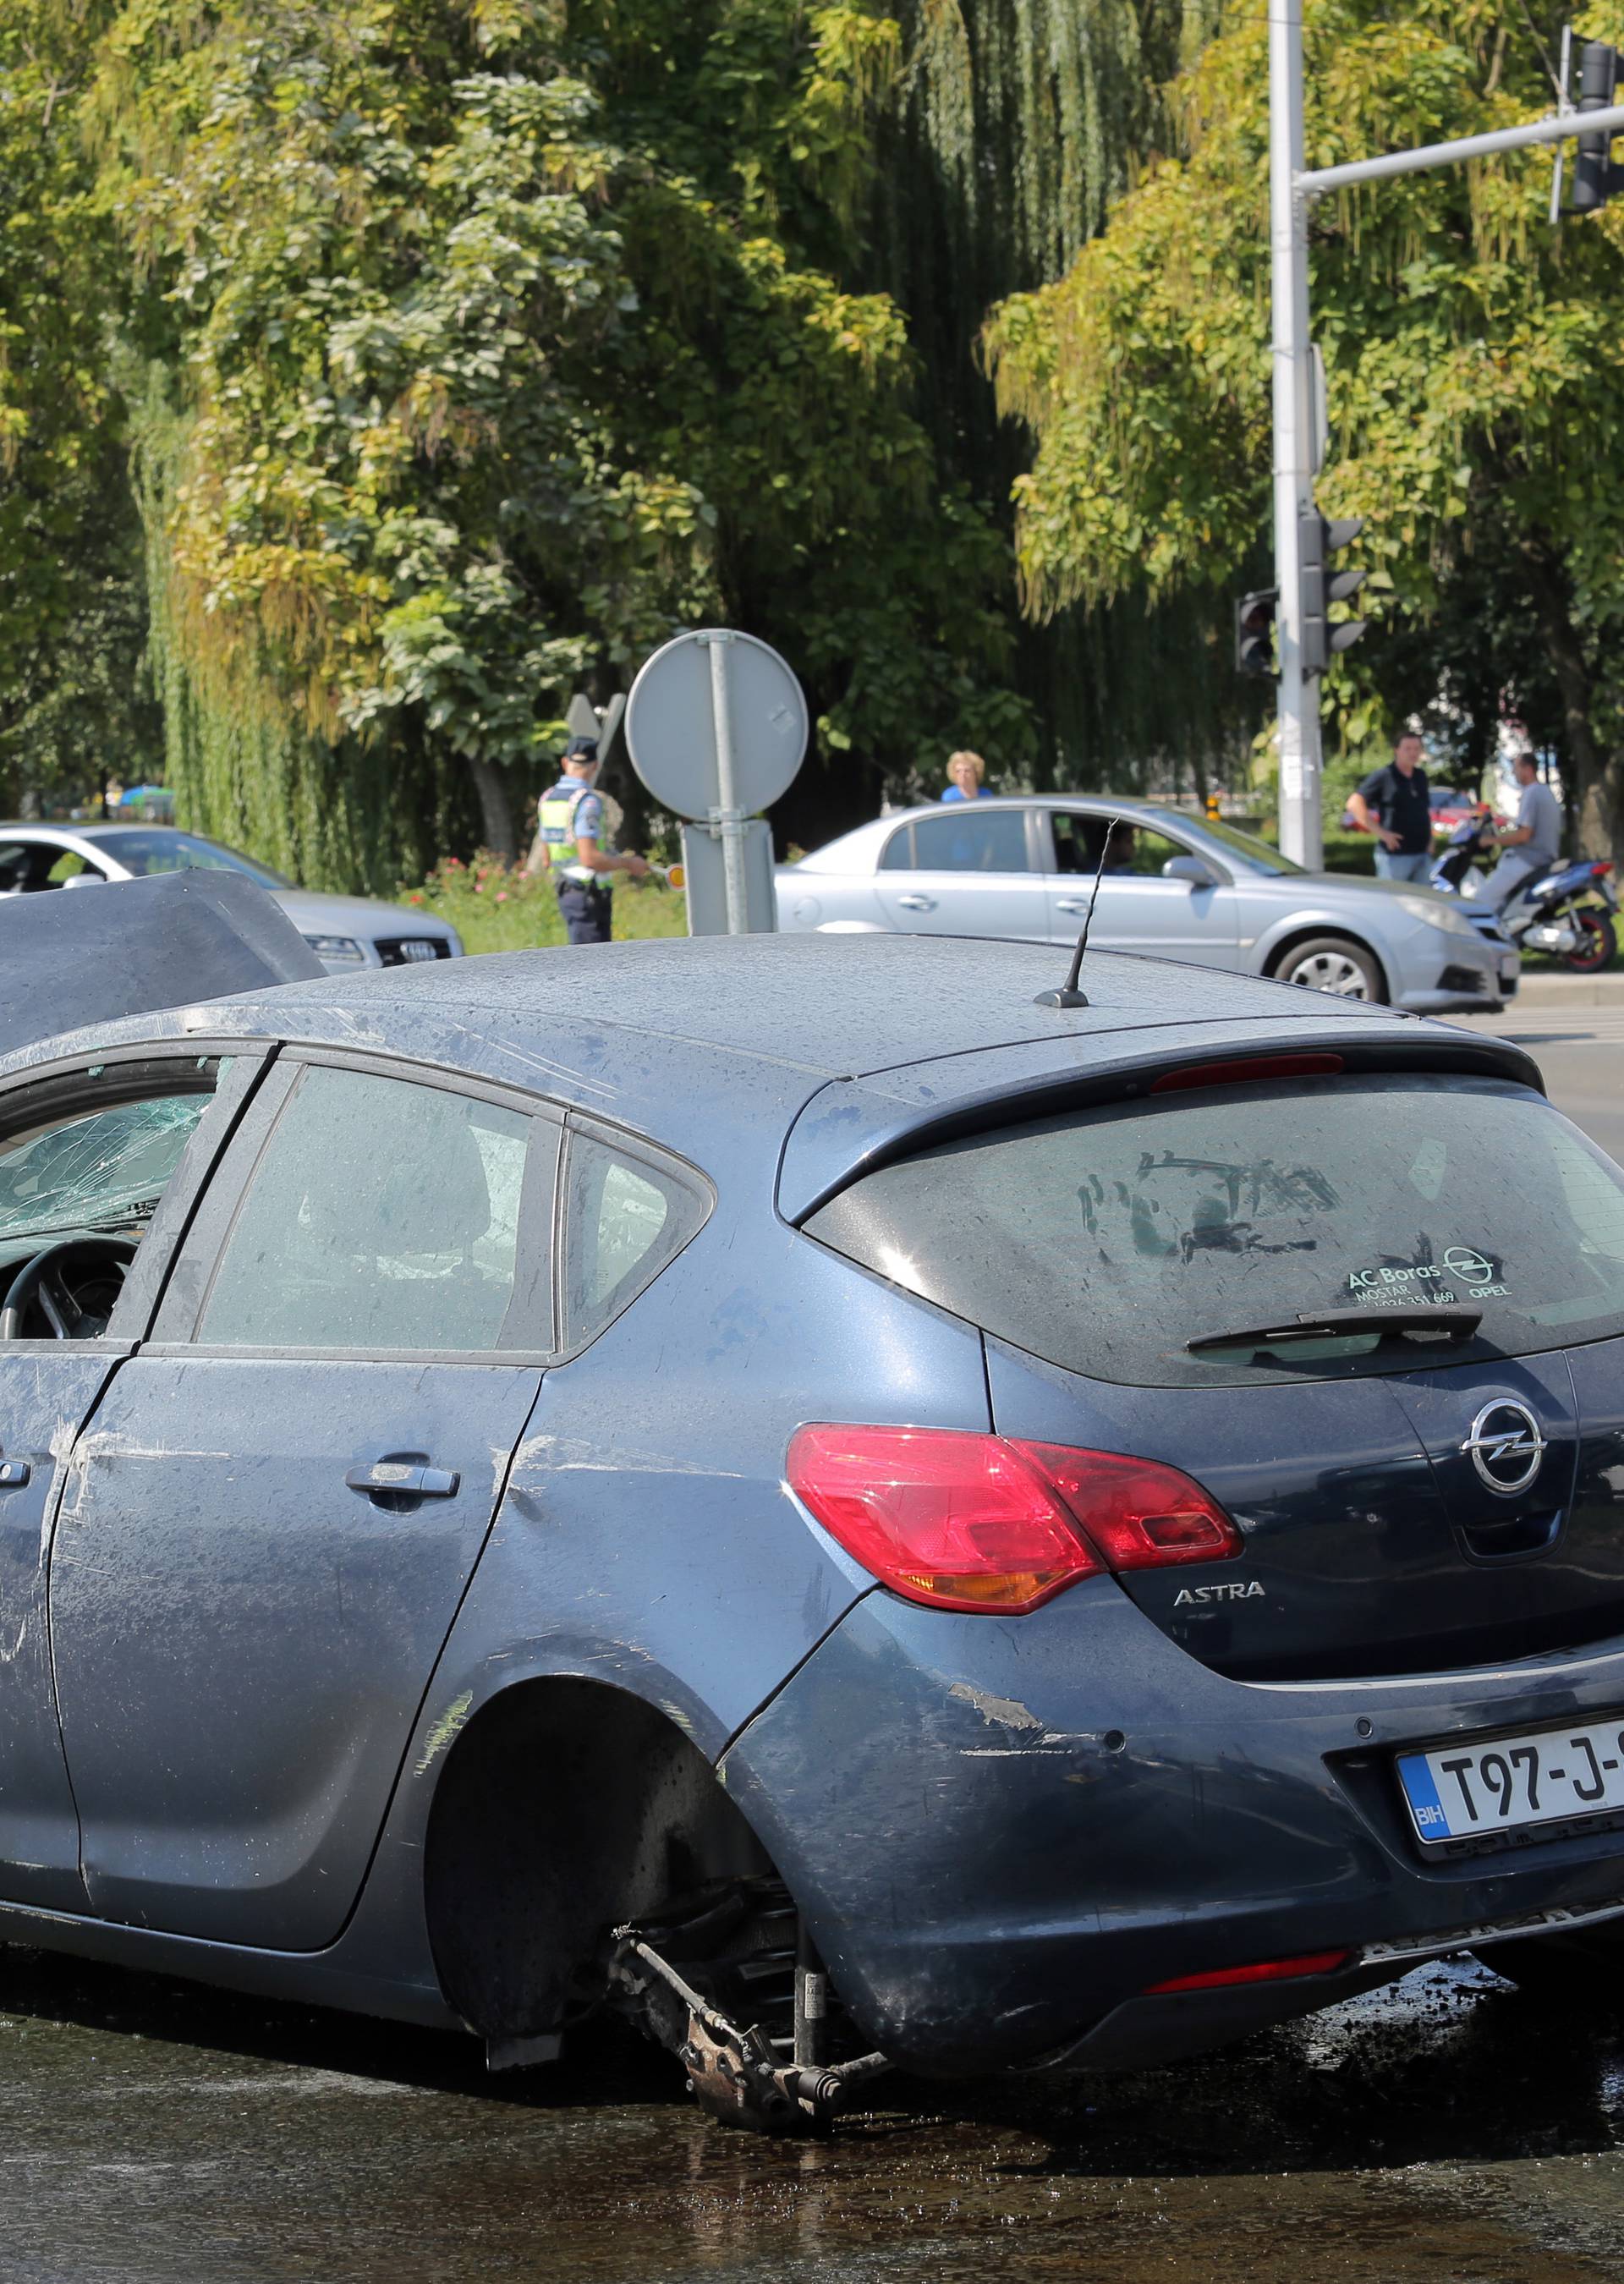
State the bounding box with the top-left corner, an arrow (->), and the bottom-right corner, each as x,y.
1144,1949 -> 1352,1996
786,1425 -> 1241,1616
1021,1443 -> 1243,1571
1150,1052 -> 1342,1095
1594,861 -> 1615,878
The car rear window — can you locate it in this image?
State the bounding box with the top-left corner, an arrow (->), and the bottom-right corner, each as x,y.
804,1074 -> 1624,1387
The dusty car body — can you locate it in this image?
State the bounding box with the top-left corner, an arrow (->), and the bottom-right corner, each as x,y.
776,795 -> 1519,1013
0,934 -> 1622,2132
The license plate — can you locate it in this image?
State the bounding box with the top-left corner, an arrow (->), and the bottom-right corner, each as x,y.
1398,1716 -> 1624,1844
398,939 -> 441,963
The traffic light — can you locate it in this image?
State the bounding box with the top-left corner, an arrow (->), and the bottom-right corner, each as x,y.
1573,42 -> 1624,213
1235,588 -> 1277,678
1299,509 -> 1367,676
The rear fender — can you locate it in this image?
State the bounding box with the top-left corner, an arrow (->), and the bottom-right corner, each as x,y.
351,1203 -> 996,2020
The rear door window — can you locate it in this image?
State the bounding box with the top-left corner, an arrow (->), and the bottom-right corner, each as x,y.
560,1128 -> 710,1349
905,811 -> 1032,874
804,1074 -> 1624,1387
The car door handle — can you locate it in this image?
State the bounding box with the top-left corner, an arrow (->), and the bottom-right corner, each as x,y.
1056,898 -> 1094,915
0,1459 -> 30,1490
345,1461 -> 460,1500
897,895 -> 935,911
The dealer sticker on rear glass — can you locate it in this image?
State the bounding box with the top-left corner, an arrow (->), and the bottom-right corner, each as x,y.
1346,1247 -> 1510,1305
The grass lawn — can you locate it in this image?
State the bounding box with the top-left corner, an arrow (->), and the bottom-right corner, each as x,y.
402,856 -> 689,955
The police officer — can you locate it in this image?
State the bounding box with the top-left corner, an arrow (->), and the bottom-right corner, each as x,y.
535,737 -> 650,944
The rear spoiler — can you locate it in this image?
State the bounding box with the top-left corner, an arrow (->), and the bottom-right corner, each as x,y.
777,1015 -> 1544,1224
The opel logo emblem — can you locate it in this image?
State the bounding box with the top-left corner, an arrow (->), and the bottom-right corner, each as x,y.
1444,1245 -> 1495,1286
1462,1399 -> 1546,1496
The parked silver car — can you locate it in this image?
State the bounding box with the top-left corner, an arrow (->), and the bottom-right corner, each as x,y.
776,796 -> 1518,1011
0,824 -> 461,973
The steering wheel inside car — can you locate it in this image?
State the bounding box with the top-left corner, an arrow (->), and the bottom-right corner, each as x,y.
0,1234 -> 139,1342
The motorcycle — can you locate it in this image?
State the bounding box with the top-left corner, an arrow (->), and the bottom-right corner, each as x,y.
1429,807 -> 1619,972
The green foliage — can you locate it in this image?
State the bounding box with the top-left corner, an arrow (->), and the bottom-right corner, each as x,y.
86,0 -> 1027,883
984,2 -> 1624,840
0,0 -> 160,808
898,0 -> 1207,286
865,0 -> 1237,790
408,851 -> 688,950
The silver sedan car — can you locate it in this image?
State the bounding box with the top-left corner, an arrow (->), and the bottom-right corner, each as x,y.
776,795 -> 1518,1011
0,824 -> 462,974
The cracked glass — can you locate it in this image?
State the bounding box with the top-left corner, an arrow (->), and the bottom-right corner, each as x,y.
0,1095 -> 211,1247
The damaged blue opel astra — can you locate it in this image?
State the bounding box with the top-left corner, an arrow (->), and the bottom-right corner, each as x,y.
3,925 -> 1624,2134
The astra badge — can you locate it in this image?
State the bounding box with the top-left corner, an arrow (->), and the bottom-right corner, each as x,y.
1172,1581 -> 1265,1607
1462,1399 -> 1545,1496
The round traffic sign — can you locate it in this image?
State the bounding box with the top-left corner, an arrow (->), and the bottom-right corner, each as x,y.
624,629 -> 808,821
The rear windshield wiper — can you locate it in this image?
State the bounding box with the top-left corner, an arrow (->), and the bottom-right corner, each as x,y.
1188,1304 -> 1483,1356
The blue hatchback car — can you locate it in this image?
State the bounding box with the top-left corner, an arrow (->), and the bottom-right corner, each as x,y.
3,932 -> 1624,2133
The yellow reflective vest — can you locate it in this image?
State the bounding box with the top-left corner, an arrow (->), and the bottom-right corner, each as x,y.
536,781 -> 602,887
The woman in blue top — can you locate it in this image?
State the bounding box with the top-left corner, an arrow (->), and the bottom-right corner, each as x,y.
941,750 -> 992,802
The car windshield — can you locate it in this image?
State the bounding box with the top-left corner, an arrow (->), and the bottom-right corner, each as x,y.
0,1096 -> 211,1247
92,829 -> 293,889
805,1074 -> 1624,1388
1177,815 -> 1305,876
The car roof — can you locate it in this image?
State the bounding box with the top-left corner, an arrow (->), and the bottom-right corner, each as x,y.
0,822 -> 179,838
0,935 -> 1539,1208
840,793 -> 1226,820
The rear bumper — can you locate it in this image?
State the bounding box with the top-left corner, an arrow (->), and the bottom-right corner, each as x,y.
719,1580 -> 1624,2076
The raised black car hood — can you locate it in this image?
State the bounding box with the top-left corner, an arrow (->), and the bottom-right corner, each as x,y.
0,869 -> 323,1057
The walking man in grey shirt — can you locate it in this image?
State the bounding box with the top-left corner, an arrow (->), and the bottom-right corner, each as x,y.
1480,754 -> 1562,912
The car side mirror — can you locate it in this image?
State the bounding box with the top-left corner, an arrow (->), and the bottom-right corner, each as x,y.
62,871 -> 107,889
1162,854 -> 1219,887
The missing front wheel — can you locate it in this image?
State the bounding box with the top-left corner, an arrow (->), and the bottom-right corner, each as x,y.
606,1879 -> 892,2136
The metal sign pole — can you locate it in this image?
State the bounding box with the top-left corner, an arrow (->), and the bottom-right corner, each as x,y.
1271,0 -> 1320,870
699,630 -> 749,936
625,625 -> 807,934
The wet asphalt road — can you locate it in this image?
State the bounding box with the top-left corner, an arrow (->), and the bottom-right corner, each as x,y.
1457,1001 -> 1624,1164
7,1948 -> 1624,2281
8,993 -> 1624,2281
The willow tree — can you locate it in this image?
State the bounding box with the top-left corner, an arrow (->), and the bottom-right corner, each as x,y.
0,0 -> 158,810
859,0 -> 1234,788
91,0 -> 1030,884
985,2 -> 1624,843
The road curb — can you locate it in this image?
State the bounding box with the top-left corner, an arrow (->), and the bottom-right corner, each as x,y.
1508,971 -> 1624,1007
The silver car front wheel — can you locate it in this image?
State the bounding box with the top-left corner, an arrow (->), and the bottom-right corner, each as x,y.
1275,936 -> 1383,1001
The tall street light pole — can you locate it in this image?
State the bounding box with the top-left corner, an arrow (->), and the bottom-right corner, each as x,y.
1270,0 -> 1320,868
1267,16 -> 1624,871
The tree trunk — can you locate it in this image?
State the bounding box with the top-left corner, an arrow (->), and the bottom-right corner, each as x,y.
467,755 -> 518,865
1521,541 -> 1616,859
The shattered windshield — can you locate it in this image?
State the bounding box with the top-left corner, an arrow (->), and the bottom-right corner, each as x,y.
0,1096 -> 211,1246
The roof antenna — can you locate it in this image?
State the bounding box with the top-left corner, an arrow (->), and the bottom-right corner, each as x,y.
1034,814 -> 1122,1009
